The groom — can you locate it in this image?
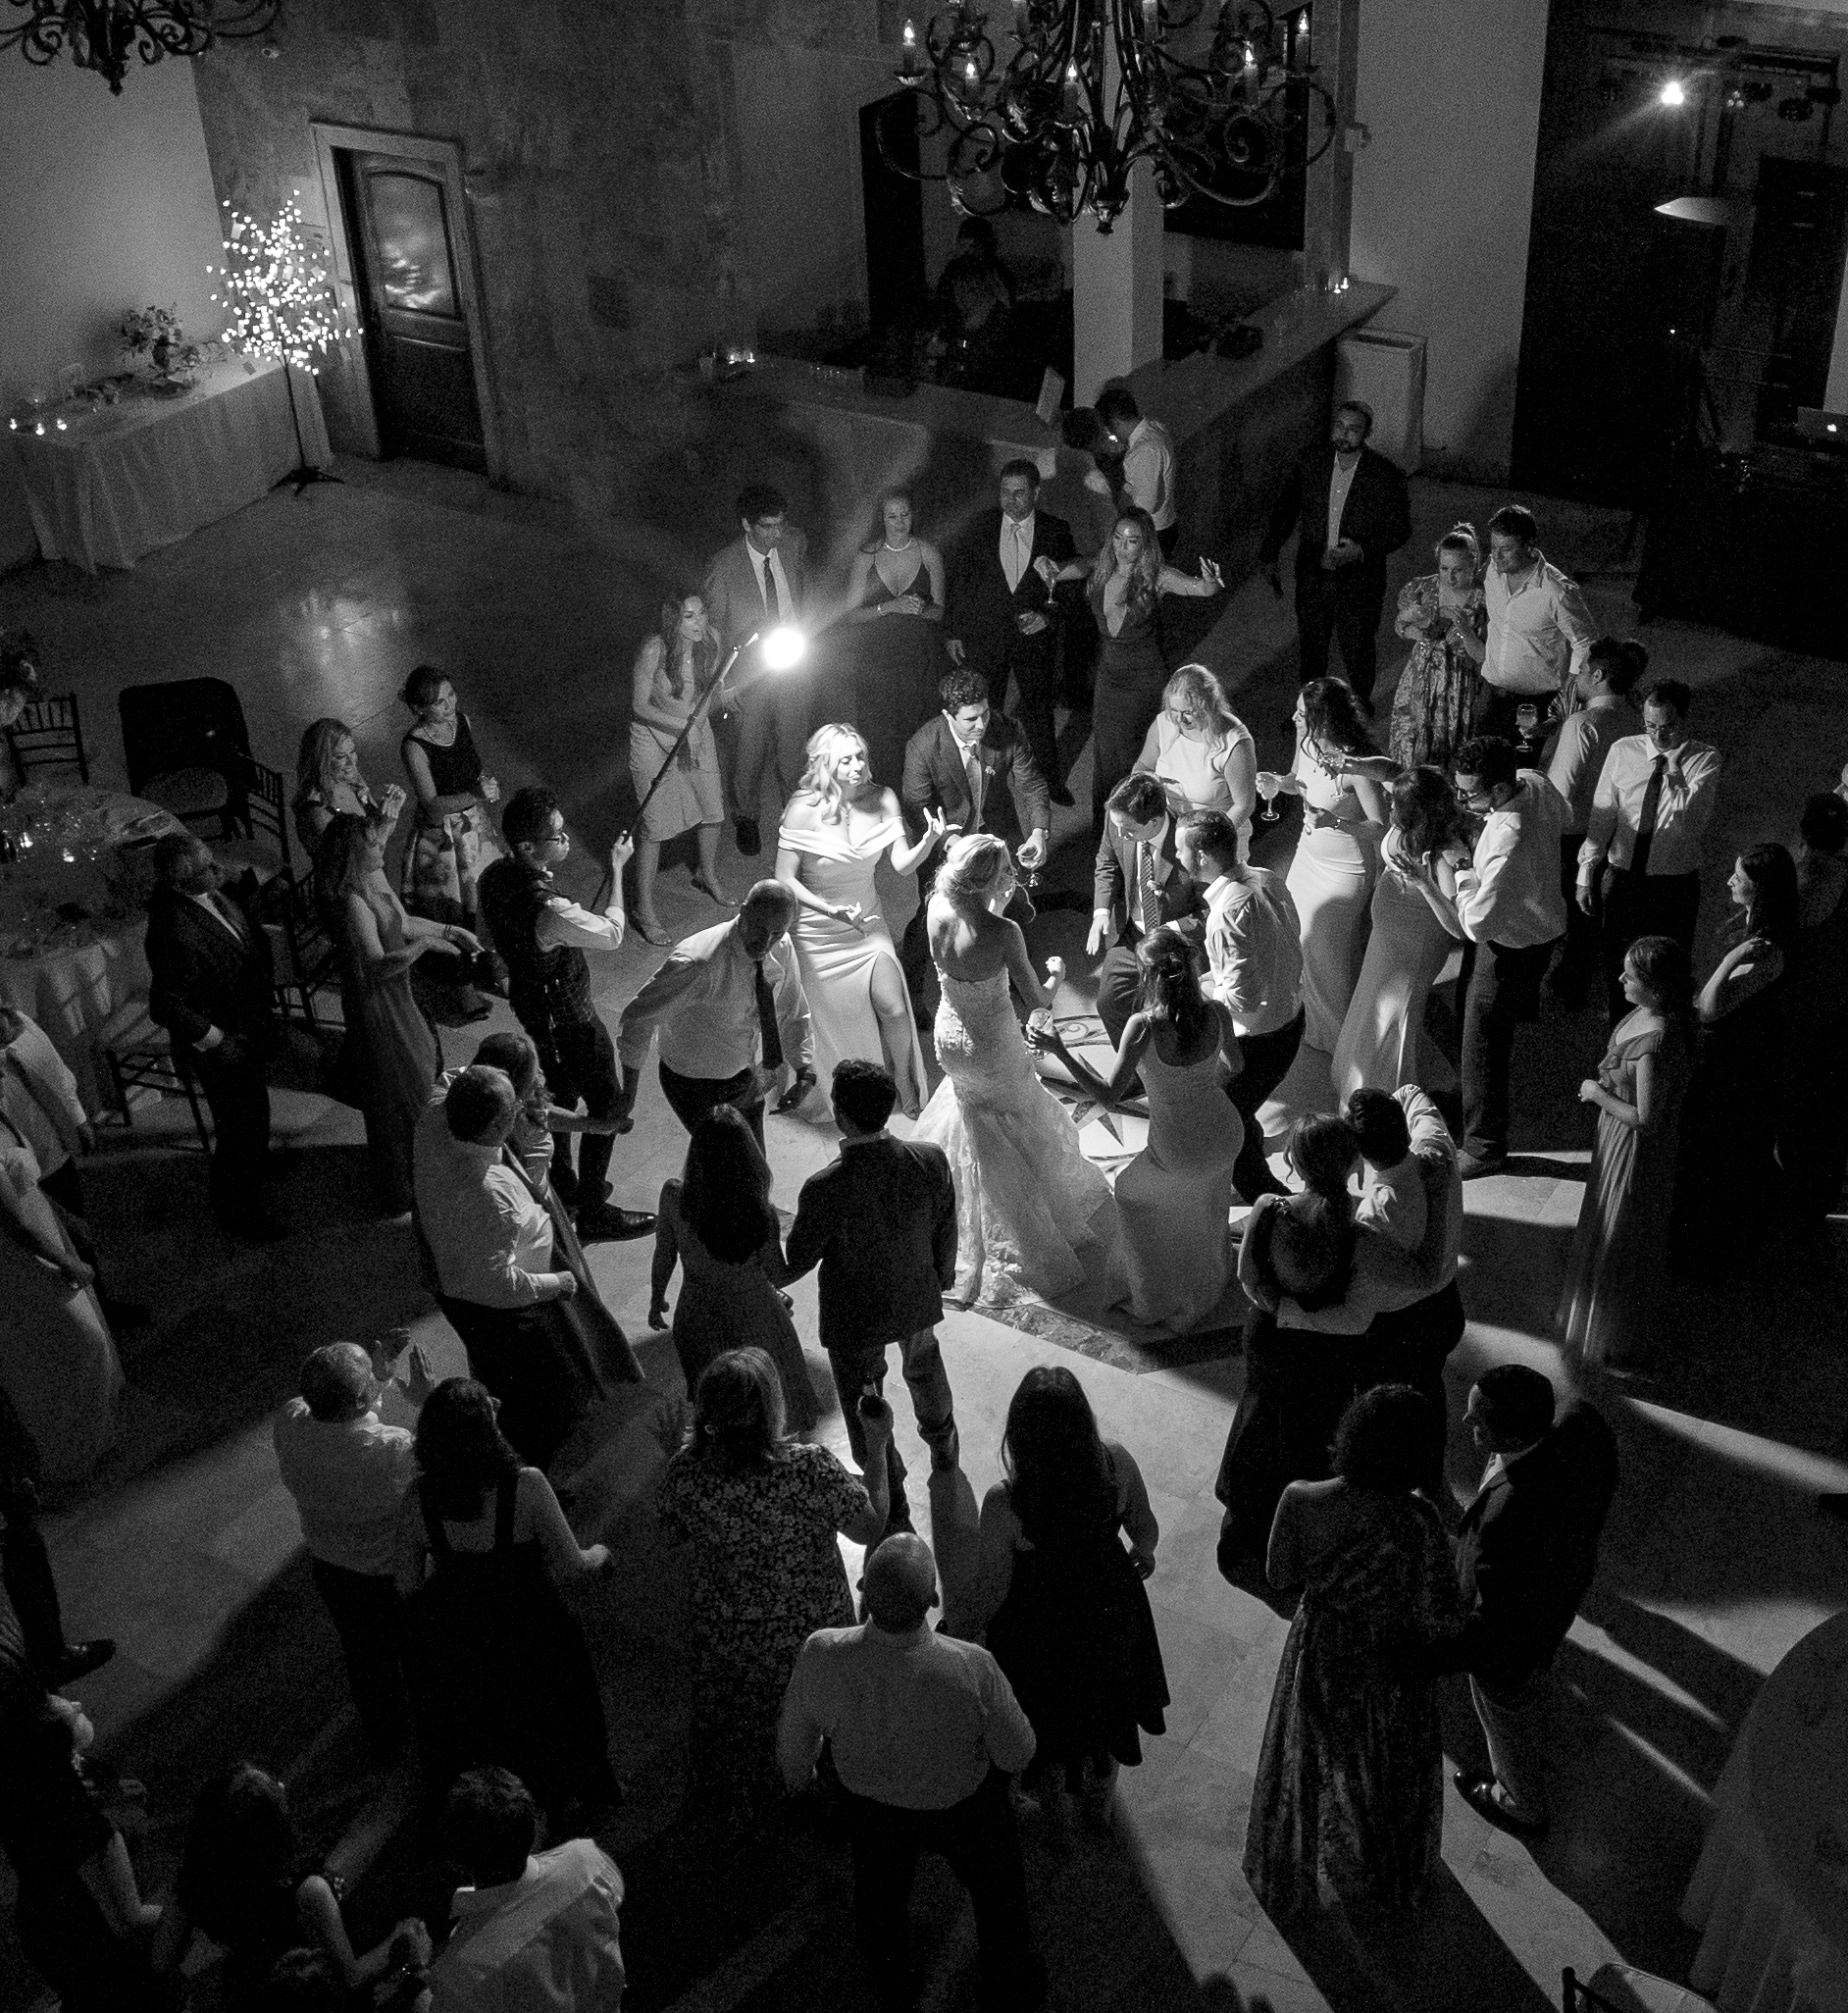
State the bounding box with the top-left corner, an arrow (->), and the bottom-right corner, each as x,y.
899,667 -> 1052,1027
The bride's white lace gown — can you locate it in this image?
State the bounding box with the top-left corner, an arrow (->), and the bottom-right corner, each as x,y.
911,966 -> 1116,1306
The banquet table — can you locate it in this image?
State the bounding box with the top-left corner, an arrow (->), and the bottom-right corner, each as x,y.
8,356 -> 332,573
1680,1610 -> 1848,2013
0,783 -> 184,1115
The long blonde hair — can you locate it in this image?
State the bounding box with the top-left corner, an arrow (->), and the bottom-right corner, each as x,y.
795,723 -> 871,825
1163,664 -> 1244,751
934,831 -> 1014,907
1089,507 -> 1161,600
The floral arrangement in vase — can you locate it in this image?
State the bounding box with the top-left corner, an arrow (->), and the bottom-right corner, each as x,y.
120,305 -> 205,391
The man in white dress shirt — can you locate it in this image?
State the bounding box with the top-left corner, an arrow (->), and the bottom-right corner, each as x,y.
1576,677 -> 1721,1022
1450,738 -> 1568,1176
778,1534 -> 1043,2011
1178,808 -> 1303,1201
614,880 -> 812,1148
1478,505 -> 1599,747
1095,384 -> 1178,553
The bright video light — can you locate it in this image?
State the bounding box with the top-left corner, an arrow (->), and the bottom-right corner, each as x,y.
1660,78 -> 1686,107
761,626 -> 806,672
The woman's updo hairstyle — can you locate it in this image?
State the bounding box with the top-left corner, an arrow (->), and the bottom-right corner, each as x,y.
1434,522 -> 1479,564
935,832 -> 1014,906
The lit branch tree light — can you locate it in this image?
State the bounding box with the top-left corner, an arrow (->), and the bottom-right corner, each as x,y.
209,192 -> 347,492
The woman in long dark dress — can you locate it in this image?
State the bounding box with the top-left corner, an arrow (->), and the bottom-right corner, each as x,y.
397,666 -> 500,1023
1558,935 -> 1693,1368
647,1107 -> 818,1430
962,1366 -> 1167,1826
842,490 -> 950,788
1041,508 -> 1222,819
1671,845 -> 1799,1275
316,812 -> 469,1213
1245,1384 -> 1463,1921
394,1379 -> 618,1829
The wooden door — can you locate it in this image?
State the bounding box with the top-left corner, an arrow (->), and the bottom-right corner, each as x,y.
341,152 -> 486,471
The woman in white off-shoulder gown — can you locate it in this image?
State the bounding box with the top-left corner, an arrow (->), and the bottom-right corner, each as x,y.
911,835 -> 1116,1307
776,725 -> 939,1120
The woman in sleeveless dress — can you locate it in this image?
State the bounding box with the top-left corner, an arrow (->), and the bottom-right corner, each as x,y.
1672,845 -> 1798,1277
1332,767 -> 1466,1100
776,723 -> 938,1120
1131,662 -> 1258,858
1258,678 -> 1387,1055
396,1379 -> 618,1827
316,810 -> 473,1213
291,716 -> 406,858
1387,524 -> 1486,771
1031,926 -> 1245,1334
628,590 -> 731,945
1558,936 -> 1693,1368
962,1367 -> 1166,1826
1040,509 -> 1223,817
842,490 -> 950,789
647,1106 -> 818,1430
911,834 -> 1116,1307
397,666 -> 500,1023
1245,1385 -> 1463,1921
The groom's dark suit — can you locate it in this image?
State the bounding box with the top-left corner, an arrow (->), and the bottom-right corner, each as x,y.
699,528 -> 812,829
898,709 -> 1051,1010
946,506 -> 1078,787
1091,812 -> 1204,1046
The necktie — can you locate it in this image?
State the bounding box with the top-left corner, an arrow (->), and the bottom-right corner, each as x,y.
752,957 -> 784,1072
1138,841 -> 1161,934
961,742 -> 986,824
761,555 -> 780,621
1008,520 -> 1030,594
1631,755 -> 1667,877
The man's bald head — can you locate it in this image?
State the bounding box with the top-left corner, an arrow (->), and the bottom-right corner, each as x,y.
863,1532 -> 938,1631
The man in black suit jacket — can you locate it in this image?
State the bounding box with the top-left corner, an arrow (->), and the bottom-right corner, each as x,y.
1441,1365 -> 1618,1836
785,1060 -> 958,1539
898,667 -> 1051,1018
1259,401 -> 1412,702
946,459 -> 1080,800
1089,772 -> 1205,1047
144,832 -> 282,1237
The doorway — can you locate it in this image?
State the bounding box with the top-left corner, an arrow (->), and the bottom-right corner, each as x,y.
311,124 -> 502,480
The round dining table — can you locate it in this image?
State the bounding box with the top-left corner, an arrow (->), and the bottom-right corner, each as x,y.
1680,1609 -> 1848,2013
0,782 -> 184,1115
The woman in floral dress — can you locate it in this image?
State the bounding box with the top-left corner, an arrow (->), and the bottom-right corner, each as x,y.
1388,525 -> 1486,772
655,1348 -> 891,1832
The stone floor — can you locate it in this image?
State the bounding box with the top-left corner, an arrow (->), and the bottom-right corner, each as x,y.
1,459 -> 1845,2013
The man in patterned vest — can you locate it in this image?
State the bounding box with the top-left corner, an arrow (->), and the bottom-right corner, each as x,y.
477,788 -> 654,1242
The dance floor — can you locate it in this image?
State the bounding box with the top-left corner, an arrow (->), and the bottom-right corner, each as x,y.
1,456 -> 1845,2012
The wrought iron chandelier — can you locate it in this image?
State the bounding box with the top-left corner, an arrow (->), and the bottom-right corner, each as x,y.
879,0 -> 1338,230
1,0 -> 280,94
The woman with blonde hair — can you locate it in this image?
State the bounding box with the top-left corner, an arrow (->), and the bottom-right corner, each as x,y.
1387,524 -> 1487,770
628,589 -> 731,945
842,487 -> 950,785
1131,662 -> 1257,854
775,722 -> 941,1118
292,717 -> 405,855
911,833 -> 1115,1305
1040,508 -> 1224,815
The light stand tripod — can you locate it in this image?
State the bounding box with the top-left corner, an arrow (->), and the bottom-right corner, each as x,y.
279,362 -> 342,495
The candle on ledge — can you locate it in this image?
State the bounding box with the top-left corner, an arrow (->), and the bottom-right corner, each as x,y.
1295,9 -> 1310,70
900,18 -> 921,77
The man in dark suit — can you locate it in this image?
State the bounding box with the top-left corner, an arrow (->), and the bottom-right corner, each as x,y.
785,1059 -> 958,1540
1259,400 -> 1412,702
699,482 -> 812,857
1089,771 -> 1205,1047
1441,1365 -> 1618,1837
144,831 -> 282,1239
945,459 -> 1079,803
898,668 -> 1051,1020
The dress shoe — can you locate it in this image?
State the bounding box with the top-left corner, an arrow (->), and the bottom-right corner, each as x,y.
736,816 -> 762,857
575,1204 -> 656,1243
54,1639 -> 116,1684
1458,1150 -> 1508,1181
1455,1771 -> 1547,1839
1050,783 -> 1076,808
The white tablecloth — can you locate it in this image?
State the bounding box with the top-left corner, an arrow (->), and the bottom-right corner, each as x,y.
8,356 -> 332,572
1681,1611 -> 1848,2013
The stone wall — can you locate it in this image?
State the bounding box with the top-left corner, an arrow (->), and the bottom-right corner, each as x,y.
191,0 -> 898,531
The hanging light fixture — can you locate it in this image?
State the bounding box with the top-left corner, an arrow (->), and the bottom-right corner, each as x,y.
1,0 -> 281,95
880,0 -> 1337,230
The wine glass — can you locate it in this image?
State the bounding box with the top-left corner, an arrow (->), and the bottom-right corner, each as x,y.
1258,777 -> 1281,824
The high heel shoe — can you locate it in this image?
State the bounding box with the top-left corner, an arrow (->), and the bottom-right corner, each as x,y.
691,873 -> 738,908
630,912 -> 673,947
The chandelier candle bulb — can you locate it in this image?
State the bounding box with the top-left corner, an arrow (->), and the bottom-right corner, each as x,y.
1296,10 -> 1309,70
900,18 -> 920,77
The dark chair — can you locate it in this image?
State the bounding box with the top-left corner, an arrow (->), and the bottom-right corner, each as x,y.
269,876 -> 341,1029
97,1000 -> 212,1150
7,695 -> 88,784
1563,1964 -> 1716,2012
118,678 -> 253,837
213,759 -> 293,901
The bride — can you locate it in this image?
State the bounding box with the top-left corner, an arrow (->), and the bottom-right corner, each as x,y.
911,833 -> 1116,1306
777,723 -> 937,1120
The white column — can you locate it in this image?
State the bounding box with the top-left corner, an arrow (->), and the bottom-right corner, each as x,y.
1072,156 -> 1165,404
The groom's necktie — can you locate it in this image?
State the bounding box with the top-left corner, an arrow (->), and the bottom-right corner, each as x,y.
1138,841 -> 1161,934
752,957 -> 785,1071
